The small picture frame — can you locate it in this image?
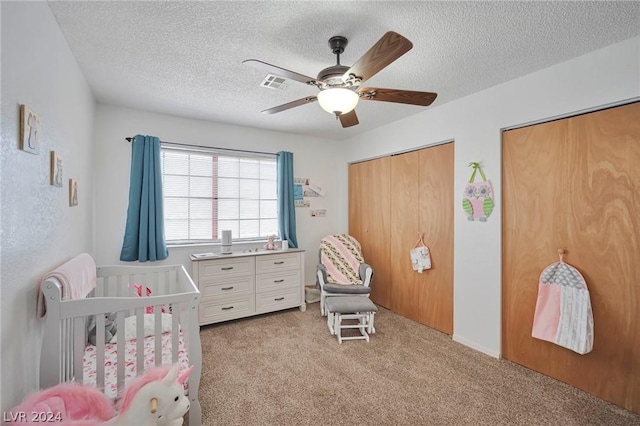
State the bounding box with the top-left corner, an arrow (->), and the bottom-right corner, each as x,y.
69,179 -> 78,207
20,105 -> 40,154
50,151 -> 63,187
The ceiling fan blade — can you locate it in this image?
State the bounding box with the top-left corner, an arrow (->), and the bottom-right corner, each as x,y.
339,110 -> 359,128
359,87 -> 437,106
260,95 -> 317,114
243,59 -> 320,86
342,31 -> 413,85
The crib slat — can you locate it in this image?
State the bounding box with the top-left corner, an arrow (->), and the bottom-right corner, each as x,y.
116,311 -> 125,394
60,319 -> 67,382
160,271 -> 167,302
136,307 -> 144,374
154,306 -> 162,366
117,275 -> 124,297
73,317 -> 85,384
66,318 -> 73,382
172,304 -> 180,363
96,314 -> 105,389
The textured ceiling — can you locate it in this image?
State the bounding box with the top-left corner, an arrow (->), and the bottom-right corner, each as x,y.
48,1 -> 640,140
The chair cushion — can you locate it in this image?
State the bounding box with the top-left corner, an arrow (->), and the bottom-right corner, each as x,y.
325,296 -> 377,314
320,235 -> 365,284
323,283 -> 371,295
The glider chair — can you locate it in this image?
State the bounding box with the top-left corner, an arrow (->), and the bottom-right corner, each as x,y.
316,234 -> 373,316
317,234 -> 377,343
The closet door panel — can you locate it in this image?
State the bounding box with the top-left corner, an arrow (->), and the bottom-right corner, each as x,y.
390,151 -> 421,320
348,162 -> 366,245
502,119 -> 569,364
565,103 -> 640,410
365,157 -> 392,308
348,158 -> 392,308
417,143 -> 454,333
503,102 -> 640,413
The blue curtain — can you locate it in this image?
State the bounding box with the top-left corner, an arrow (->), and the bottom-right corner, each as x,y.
120,134 -> 168,262
277,151 -> 298,248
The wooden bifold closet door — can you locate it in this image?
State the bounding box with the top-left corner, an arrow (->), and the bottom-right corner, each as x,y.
502,102 -> 640,413
349,143 -> 454,334
349,157 -> 392,309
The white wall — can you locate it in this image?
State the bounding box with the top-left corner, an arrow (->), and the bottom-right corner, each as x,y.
93,105 -> 346,285
342,36 -> 640,357
0,2 -> 95,411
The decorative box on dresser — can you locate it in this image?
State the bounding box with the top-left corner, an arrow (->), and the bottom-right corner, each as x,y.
191,249 -> 306,325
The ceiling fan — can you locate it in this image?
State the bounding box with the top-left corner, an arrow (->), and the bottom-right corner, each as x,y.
243,31 -> 437,128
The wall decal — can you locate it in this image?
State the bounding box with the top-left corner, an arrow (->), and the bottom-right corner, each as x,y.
20,104 -> 40,154
303,187 -> 320,197
462,162 -> 494,222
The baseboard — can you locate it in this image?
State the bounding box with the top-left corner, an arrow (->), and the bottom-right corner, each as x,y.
452,334 -> 501,359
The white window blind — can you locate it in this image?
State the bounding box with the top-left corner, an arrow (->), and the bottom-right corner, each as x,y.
161,146 -> 278,244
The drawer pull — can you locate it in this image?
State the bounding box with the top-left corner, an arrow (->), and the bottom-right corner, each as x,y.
221,267 -> 234,271
274,279 -> 284,283
274,261 -> 285,265
221,286 -> 234,291
274,297 -> 285,301
221,306 -> 234,311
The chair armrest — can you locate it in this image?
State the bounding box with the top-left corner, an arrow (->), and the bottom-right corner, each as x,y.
316,264 -> 328,289
359,263 -> 373,287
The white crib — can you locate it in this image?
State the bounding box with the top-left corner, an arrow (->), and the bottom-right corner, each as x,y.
39,261 -> 202,426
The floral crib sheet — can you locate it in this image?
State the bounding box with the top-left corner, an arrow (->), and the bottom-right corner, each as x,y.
82,331 -> 189,400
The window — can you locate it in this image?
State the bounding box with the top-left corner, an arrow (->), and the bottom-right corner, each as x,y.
161,145 -> 278,244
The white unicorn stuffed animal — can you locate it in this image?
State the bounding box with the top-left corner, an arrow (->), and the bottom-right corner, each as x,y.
109,365 -> 193,426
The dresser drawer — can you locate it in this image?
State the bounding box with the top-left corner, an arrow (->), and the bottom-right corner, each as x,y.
197,257 -> 254,279
255,288 -> 300,314
256,253 -> 300,274
199,276 -> 254,299
255,271 -> 300,293
199,295 -> 255,324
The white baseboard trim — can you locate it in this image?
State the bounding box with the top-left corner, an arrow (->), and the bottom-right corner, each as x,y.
452,334 -> 501,359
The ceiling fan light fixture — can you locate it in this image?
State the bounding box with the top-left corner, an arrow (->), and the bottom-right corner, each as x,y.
317,87 -> 359,115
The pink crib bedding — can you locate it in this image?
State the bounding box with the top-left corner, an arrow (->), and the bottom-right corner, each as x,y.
82,331 -> 189,400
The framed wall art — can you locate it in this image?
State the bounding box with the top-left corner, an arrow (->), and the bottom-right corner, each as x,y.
20,104 -> 40,154
50,151 -> 63,187
69,179 -> 78,206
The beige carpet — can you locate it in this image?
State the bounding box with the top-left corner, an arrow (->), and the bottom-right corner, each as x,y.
194,303 -> 639,426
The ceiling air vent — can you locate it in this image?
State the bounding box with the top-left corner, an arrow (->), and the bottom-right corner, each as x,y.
260,74 -> 288,90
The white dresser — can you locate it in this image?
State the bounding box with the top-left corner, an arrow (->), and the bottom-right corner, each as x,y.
191,249 -> 306,325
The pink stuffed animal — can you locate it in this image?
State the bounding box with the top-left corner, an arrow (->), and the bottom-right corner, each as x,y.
131,284 -> 166,314
7,382 -> 115,425
263,234 -> 277,250
8,365 -> 193,426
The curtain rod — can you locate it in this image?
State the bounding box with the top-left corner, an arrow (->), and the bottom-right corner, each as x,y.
124,137 -> 276,156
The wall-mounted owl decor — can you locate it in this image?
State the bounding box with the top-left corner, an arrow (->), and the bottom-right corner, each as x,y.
462,162 -> 494,222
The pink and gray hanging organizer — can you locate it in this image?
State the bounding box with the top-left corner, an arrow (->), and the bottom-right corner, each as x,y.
531,250 -> 594,355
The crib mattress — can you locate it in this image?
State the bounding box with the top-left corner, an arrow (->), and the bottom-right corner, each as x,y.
82,332 -> 189,400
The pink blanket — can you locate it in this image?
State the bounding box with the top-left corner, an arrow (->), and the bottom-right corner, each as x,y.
37,253 -> 97,318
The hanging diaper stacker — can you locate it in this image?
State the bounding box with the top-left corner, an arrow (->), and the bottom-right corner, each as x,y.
410,233 -> 431,273
462,162 -> 494,222
531,249 -> 594,355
